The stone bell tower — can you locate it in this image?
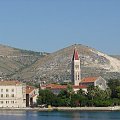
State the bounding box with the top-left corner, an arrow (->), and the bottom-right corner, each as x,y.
71,48 -> 81,86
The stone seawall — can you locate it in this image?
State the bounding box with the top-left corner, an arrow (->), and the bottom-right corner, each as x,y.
56,106 -> 120,111
0,106 -> 120,111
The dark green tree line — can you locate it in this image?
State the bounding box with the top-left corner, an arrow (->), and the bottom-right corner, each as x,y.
37,80 -> 120,107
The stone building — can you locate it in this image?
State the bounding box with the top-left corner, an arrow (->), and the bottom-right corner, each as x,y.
72,48 -> 107,90
80,76 -> 107,90
26,85 -> 39,107
0,80 -> 26,108
41,84 -> 87,95
41,47 -> 107,94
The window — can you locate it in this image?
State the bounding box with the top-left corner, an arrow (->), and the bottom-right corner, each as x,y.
6,101 -> 8,104
76,73 -> 77,80
6,89 -> 8,92
1,94 -> 3,97
11,94 -> 14,97
11,101 -> 14,104
1,101 -> 3,104
1,89 -> 3,92
78,74 -> 79,80
11,89 -> 14,92
6,94 -> 9,97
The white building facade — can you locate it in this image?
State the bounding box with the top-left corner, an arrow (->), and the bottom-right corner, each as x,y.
0,81 -> 26,108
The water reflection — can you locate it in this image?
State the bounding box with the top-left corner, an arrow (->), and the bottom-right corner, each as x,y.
0,110 -> 119,120
0,110 -> 26,116
71,112 -> 81,120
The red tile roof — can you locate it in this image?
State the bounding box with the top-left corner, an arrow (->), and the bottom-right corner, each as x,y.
42,84 -> 87,90
73,49 -> 79,60
44,84 -> 66,89
81,77 -> 98,83
50,85 -> 67,90
26,85 -> 35,94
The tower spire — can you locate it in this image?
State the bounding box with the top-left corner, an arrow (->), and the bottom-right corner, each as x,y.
72,47 -> 79,60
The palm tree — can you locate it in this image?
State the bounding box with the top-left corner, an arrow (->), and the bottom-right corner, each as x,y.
87,85 -> 96,106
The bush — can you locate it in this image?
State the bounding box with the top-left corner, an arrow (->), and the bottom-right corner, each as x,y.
94,100 -> 113,107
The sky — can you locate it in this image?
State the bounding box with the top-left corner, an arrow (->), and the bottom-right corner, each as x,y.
0,0 -> 120,54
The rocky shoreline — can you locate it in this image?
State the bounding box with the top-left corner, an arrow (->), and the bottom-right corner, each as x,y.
0,106 -> 120,111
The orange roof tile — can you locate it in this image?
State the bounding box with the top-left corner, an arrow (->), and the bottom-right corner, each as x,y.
81,77 -> 98,83
42,84 -> 87,90
50,85 -> 67,90
46,84 -> 66,89
26,85 -> 35,94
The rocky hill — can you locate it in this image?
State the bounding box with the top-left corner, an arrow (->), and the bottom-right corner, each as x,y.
0,44 -> 48,80
110,55 -> 120,60
8,44 -> 120,84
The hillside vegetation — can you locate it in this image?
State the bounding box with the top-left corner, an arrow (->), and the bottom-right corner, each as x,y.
8,44 -> 120,84
0,44 -> 48,79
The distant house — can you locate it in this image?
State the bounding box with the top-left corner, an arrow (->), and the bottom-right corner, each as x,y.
0,80 -> 26,108
0,80 -> 39,108
41,84 -> 87,95
26,86 -> 39,107
80,76 -> 107,90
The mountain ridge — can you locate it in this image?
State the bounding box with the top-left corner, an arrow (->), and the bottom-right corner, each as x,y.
0,44 -> 48,79
9,44 -> 120,83
1,44 -> 120,84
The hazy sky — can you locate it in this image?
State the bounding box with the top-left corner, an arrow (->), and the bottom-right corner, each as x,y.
0,0 -> 120,54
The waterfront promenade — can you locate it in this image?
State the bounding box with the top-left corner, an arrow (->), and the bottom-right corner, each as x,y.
56,106 -> 120,111
0,106 -> 120,111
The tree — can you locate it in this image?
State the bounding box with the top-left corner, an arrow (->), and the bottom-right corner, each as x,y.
76,89 -> 88,107
87,85 -> 112,106
87,86 -> 96,99
108,79 -> 120,98
66,84 -> 74,106
77,89 -> 85,96
115,86 -> 120,98
57,90 -> 70,106
71,94 -> 80,107
58,89 -> 68,98
37,96 -> 42,105
104,88 -> 111,99
37,89 -> 56,106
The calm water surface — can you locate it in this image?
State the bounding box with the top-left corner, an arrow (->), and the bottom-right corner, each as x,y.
0,110 -> 119,120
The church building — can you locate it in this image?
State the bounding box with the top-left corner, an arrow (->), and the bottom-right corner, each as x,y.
41,47 -> 107,94
72,48 -> 107,90
40,48 -> 87,94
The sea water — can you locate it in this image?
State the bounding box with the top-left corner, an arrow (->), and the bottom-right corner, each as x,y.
0,110 -> 119,120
